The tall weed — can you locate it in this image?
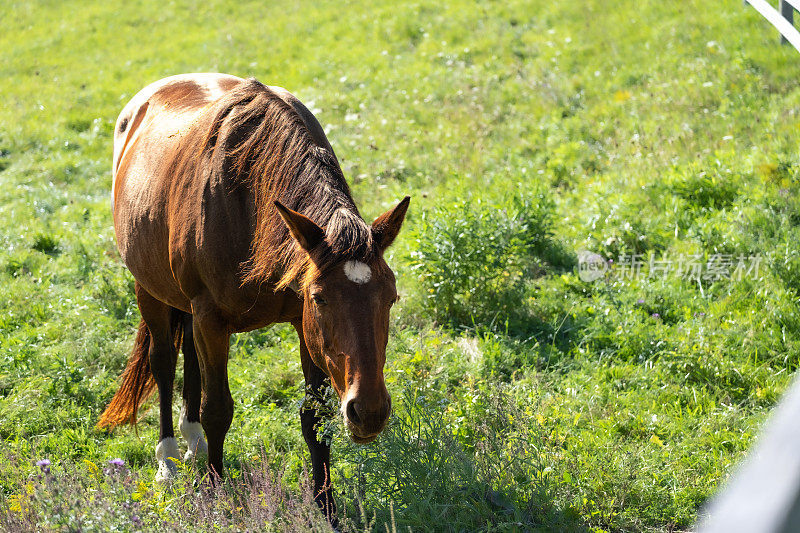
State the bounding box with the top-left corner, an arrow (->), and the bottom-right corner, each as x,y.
410,189 -> 573,335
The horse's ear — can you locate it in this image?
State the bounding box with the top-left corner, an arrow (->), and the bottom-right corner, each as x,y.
274,201 -> 325,251
371,196 -> 410,252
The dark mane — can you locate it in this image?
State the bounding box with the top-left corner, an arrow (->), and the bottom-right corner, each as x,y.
171,78 -> 374,289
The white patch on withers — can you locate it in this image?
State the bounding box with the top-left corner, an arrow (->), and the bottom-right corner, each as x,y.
179,405 -> 208,462
343,260 -> 371,284
155,437 -> 180,483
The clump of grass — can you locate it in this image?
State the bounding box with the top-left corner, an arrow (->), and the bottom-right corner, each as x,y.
544,141 -> 602,189
409,189 -> 573,335
30,233 -> 59,257
338,385 -> 573,531
667,172 -> 739,212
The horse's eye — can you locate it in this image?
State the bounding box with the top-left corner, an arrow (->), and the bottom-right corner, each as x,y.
311,294 -> 327,306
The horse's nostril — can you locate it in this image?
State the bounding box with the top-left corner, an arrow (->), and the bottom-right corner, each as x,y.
346,400 -> 362,426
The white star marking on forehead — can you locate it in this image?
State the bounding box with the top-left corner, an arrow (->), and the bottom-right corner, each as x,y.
343,260 -> 372,284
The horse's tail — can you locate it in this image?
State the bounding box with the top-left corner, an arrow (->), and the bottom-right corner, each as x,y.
96,319 -> 156,430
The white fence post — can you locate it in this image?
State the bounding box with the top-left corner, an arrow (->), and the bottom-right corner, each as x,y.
745,0 -> 800,52
697,375 -> 800,532
781,0 -> 794,44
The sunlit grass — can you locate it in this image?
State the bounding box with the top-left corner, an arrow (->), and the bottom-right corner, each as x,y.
3,0 -> 800,530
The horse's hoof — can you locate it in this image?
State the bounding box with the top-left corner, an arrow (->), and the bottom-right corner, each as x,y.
155,437 -> 181,483
183,443 -> 208,463
155,461 -> 178,483
179,414 -> 208,463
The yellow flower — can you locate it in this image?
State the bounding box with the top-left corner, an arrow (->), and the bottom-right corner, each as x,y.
650,434 -> 665,447
8,494 -> 23,513
132,480 -> 150,502
757,162 -> 778,180
83,459 -> 99,476
614,90 -> 632,103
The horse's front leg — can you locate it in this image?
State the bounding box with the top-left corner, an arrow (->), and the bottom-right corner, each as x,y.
293,321 -> 337,524
192,300 -> 234,479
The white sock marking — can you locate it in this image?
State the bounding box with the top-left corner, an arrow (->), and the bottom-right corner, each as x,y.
155,437 -> 180,482
179,405 -> 208,462
344,260 -> 371,284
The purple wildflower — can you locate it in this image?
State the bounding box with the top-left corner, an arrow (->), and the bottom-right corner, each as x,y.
651,313 -> 660,318
36,458 -> 51,474
109,458 -> 125,467
637,299 -> 645,304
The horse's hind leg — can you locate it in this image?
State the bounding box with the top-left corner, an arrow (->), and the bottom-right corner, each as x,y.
135,283 -> 181,482
179,313 -> 208,462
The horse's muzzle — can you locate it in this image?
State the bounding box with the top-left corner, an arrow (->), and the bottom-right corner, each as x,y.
343,395 -> 391,443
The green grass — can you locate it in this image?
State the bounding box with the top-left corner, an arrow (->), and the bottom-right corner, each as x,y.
3,0 -> 800,530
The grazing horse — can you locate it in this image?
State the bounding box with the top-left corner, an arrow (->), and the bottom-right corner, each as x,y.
97,73 -> 409,520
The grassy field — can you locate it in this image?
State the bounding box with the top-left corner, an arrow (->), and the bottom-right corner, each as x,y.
3,0 -> 800,530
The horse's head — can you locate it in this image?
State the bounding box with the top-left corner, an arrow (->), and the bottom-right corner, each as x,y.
275,197 -> 410,443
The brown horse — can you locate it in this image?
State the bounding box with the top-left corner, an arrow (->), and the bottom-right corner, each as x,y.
97,73 -> 409,520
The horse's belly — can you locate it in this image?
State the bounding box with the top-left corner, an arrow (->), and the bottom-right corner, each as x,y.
115,201 -> 191,312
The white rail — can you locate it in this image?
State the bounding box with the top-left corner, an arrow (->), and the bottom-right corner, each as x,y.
697,375 -> 800,532
745,0 -> 800,51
